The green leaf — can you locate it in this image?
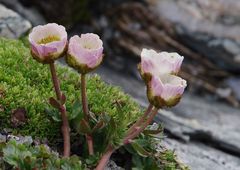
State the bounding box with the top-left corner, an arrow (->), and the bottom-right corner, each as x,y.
1,141 -> 85,169
77,119 -> 91,134
143,129 -> 162,135
131,141 -> 150,157
85,154 -> 99,167
45,108 -> 61,122
60,156 -> 84,170
69,99 -> 83,120
2,141 -> 33,168
143,124 -> 163,139
92,120 -> 105,133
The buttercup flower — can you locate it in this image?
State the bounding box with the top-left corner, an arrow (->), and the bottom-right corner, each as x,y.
147,74 -> 187,108
139,49 -> 183,82
66,33 -> 103,74
29,23 -> 67,64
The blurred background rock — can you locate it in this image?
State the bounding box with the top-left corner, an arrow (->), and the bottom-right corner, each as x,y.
1,0 -> 240,169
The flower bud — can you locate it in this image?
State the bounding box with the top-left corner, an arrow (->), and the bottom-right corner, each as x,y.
139,49 -> 183,82
28,23 -> 67,64
147,74 -> 187,108
66,33 -> 103,74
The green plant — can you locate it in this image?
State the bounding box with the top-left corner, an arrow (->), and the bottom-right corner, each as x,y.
1,140 -> 85,170
124,125 -> 189,170
0,24 -> 188,169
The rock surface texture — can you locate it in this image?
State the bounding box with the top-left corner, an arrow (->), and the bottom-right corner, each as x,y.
148,0 -> 240,72
0,4 -> 31,38
163,139 -> 240,170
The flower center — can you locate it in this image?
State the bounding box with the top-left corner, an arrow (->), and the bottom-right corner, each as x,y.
38,36 -> 60,44
83,43 -> 94,49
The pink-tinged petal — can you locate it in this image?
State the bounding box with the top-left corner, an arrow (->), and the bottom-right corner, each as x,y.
79,33 -> 103,49
29,23 -> 67,43
30,41 -> 58,58
151,76 -> 164,96
149,74 -> 187,107
67,33 -> 103,73
140,49 -> 184,77
141,59 -> 154,73
160,74 -> 186,100
28,23 -> 67,63
141,49 -> 158,75
160,52 -> 184,73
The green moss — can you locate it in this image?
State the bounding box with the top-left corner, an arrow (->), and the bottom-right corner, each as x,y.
0,38 -> 142,146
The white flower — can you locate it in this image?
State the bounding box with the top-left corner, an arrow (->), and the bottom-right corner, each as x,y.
29,23 -> 67,63
66,33 -> 103,74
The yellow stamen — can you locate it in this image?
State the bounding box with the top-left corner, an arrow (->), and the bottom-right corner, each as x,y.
38,35 -> 60,44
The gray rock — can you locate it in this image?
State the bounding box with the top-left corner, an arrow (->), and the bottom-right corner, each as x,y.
225,77 -> 240,101
148,0 -> 240,72
168,93 -> 240,155
17,0 -> 90,28
105,160 -> 124,170
0,4 -> 31,38
163,138 -> 240,170
0,0 -> 46,26
7,134 -> 33,145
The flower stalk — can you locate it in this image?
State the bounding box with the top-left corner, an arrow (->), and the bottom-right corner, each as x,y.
124,107 -> 159,144
95,145 -> 115,170
49,62 -> 70,157
81,74 -> 94,155
81,74 -> 88,119
95,106 -> 158,169
86,134 -> 94,155
126,104 -> 153,136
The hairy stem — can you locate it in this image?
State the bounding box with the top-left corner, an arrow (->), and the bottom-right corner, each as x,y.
126,104 -> 153,136
96,145 -> 114,170
81,74 -> 88,119
49,62 -> 70,157
124,108 -> 159,144
81,74 -> 94,155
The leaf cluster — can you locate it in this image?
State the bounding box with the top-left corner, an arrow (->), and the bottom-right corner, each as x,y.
0,140 -> 85,170
124,124 -> 189,170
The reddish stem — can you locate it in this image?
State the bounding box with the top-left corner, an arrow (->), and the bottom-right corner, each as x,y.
86,134 -> 94,155
81,74 -> 88,119
124,108 -> 159,144
49,62 -> 70,157
126,104 -> 153,136
95,146 -> 115,170
81,74 -> 94,155
95,108 -> 159,170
